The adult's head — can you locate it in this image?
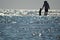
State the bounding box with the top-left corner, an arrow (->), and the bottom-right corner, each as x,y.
44,1 -> 48,4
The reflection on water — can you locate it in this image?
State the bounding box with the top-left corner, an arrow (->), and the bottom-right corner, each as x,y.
0,16 -> 60,40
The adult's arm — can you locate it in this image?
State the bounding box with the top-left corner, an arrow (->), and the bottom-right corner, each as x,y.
41,4 -> 44,10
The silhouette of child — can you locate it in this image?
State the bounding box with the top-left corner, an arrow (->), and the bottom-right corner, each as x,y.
39,8 -> 42,15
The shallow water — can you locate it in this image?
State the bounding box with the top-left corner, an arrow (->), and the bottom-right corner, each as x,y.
0,15 -> 60,40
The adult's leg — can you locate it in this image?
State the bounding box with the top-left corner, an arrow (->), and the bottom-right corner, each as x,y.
44,9 -> 48,16
44,12 -> 48,16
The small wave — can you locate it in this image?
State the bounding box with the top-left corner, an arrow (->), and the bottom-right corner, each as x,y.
0,9 -> 60,16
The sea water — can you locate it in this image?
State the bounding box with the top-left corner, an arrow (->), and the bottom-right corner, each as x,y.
0,9 -> 60,40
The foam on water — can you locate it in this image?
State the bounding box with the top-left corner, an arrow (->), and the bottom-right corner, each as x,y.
0,9 -> 60,16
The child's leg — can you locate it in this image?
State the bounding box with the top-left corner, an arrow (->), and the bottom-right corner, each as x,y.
39,8 -> 42,15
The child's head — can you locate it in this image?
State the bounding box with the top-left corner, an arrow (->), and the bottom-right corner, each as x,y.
40,8 -> 42,9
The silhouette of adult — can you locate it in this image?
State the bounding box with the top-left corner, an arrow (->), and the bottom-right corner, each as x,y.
42,1 -> 50,15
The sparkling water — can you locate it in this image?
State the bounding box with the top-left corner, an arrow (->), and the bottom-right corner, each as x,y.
0,9 -> 60,40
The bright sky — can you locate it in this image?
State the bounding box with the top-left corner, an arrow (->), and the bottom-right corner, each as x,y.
0,0 -> 60,9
